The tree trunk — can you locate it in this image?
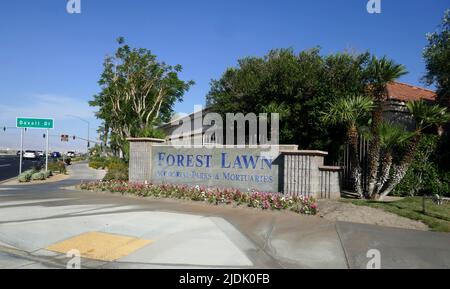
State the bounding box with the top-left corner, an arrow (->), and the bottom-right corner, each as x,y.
348,125 -> 364,198
374,151 -> 393,198
379,134 -> 421,200
103,123 -> 109,148
367,99 -> 383,198
378,163 -> 408,200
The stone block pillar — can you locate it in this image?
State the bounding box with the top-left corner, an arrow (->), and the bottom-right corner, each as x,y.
127,138 -> 165,183
319,166 -> 342,199
281,150 -> 327,198
281,150 -> 342,199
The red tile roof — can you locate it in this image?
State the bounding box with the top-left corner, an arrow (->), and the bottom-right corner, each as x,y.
386,82 -> 436,102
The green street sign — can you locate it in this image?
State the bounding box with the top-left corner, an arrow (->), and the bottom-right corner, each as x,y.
16,118 -> 54,129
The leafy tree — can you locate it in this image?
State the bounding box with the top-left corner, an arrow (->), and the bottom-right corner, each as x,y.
423,9 -> 450,176
393,135 -> 450,197
90,38 -> 194,155
206,48 -> 371,159
423,9 -> 450,109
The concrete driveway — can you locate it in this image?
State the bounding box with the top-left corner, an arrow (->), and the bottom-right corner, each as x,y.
0,162 -> 449,269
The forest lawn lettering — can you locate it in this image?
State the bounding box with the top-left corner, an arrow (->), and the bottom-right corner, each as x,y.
157,152 -> 273,170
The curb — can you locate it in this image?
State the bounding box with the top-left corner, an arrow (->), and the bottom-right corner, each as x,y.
0,177 -> 17,185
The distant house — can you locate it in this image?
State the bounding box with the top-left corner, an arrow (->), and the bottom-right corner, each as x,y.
158,82 -> 437,144
158,108 -> 214,146
383,81 -> 436,130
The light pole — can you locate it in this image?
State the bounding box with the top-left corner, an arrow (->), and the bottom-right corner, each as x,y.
67,115 -> 90,155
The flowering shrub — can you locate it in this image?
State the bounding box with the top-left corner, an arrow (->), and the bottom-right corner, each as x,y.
79,181 -> 318,215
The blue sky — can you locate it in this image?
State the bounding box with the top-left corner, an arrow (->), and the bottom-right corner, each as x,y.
0,0 -> 448,151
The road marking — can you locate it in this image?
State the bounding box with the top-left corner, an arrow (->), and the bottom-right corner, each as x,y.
46,231 -> 153,262
0,164 -> 11,168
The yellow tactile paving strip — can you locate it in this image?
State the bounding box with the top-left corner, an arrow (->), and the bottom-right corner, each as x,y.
46,232 -> 153,261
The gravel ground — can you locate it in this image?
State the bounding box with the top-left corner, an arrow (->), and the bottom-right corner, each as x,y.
318,199 -> 429,231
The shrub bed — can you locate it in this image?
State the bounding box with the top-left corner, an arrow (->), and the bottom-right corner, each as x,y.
44,170 -> 53,178
18,168 -> 52,183
31,172 -> 46,181
80,181 -> 318,215
71,156 -> 87,163
89,157 -> 129,181
89,157 -> 108,169
103,165 -> 128,181
48,161 -> 67,174
18,169 -> 39,183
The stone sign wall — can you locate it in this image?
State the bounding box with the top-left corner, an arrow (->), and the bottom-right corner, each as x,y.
152,145 -> 283,192
128,138 -> 342,199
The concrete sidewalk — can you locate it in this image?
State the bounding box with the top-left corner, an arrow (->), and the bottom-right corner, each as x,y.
0,163 -> 449,269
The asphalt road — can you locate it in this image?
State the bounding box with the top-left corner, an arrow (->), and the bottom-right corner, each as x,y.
0,155 -> 43,182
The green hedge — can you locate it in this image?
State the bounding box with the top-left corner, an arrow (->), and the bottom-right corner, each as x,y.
394,135 -> 450,197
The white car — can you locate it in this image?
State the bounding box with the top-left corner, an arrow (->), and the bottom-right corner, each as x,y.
23,150 -> 38,160
66,151 -> 76,158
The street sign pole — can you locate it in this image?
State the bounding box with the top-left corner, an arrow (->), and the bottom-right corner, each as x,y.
19,128 -> 24,175
45,129 -> 49,172
16,117 -> 54,176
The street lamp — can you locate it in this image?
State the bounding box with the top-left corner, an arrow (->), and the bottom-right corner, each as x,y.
67,114 -> 90,155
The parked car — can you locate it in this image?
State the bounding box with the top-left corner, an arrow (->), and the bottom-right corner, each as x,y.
23,150 -> 38,160
51,152 -> 62,159
37,151 -> 45,157
66,151 -> 76,158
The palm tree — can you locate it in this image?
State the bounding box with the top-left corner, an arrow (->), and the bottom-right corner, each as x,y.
374,122 -> 413,197
365,56 -> 408,198
378,100 -> 450,199
322,96 -> 374,198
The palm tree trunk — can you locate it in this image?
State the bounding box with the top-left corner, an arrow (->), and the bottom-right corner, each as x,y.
367,99 -> 383,198
379,134 -> 421,200
374,151 -> 392,198
348,125 -> 364,198
378,163 -> 407,200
